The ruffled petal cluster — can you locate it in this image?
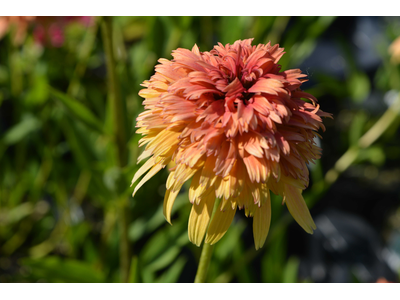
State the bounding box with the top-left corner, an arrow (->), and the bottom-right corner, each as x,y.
132,39 -> 331,249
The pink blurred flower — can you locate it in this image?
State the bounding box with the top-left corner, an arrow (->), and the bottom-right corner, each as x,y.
0,16 -> 93,47
32,16 -> 94,48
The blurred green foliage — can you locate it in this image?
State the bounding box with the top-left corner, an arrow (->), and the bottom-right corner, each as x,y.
1,16 -> 400,283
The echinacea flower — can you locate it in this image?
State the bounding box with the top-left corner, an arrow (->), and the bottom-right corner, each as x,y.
132,39 -> 331,249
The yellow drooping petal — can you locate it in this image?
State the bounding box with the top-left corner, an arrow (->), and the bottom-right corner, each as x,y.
131,156 -> 155,187
199,155 -> 218,189
253,197 -> 271,250
280,174 -> 307,190
132,163 -> 163,197
148,130 -> 180,158
138,88 -> 162,98
188,191 -> 216,246
215,176 -> 232,200
188,169 -> 202,204
173,163 -> 200,190
163,182 -> 184,225
166,170 -> 176,190
137,149 -> 153,163
284,184 -> 316,234
237,183 -> 251,215
205,200 -> 237,245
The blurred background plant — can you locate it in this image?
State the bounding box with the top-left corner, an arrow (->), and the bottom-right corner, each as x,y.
1,16 -> 400,283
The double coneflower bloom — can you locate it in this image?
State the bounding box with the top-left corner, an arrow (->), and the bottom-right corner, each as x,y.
132,39 -> 331,249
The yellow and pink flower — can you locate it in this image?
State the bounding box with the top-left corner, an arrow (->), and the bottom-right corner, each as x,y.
132,39 -> 331,249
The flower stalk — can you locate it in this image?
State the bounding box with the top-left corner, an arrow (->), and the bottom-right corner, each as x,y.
101,16 -> 130,283
325,92 -> 400,185
194,243 -> 215,283
101,16 -> 127,167
67,16 -> 100,98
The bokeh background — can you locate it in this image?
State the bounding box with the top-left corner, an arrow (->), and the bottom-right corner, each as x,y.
1,16 -> 400,283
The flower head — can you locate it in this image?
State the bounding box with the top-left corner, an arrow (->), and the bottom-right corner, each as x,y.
132,39 -> 331,249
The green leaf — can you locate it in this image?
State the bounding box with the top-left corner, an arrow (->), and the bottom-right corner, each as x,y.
128,193 -> 188,242
219,16 -> 252,45
0,202 -> 33,225
308,16 -> 337,38
2,113 -> 41,145
49,87 -> 104,134
214,218 -> 246,261
349,112 -> 367,146
103,166 -> 126,194
348,72 -> 371,103
129,255 -> 139,283
0,64 -> 9,84
359,146 -> 386,166
146,245 -> 181,272
60,115 -> 98,169
261,230 -> 287,282
25,75 -> 49,106
140,219 -> 187,265
20,256 -> 105,283
155,256 -> 187,283
282,256 -> 300,283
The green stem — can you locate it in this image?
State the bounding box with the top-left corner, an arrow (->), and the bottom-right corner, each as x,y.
324,146 -> 359,185
194,242 -> 215,283
101,16 -> 128,167
67,17 -> 100,98
266,16 -> 290,44
9,34 -> 22,98
358,94 -> 400,148
118,197 -> 130,282
325,92 -> 400,185
101,16 -> 130,283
